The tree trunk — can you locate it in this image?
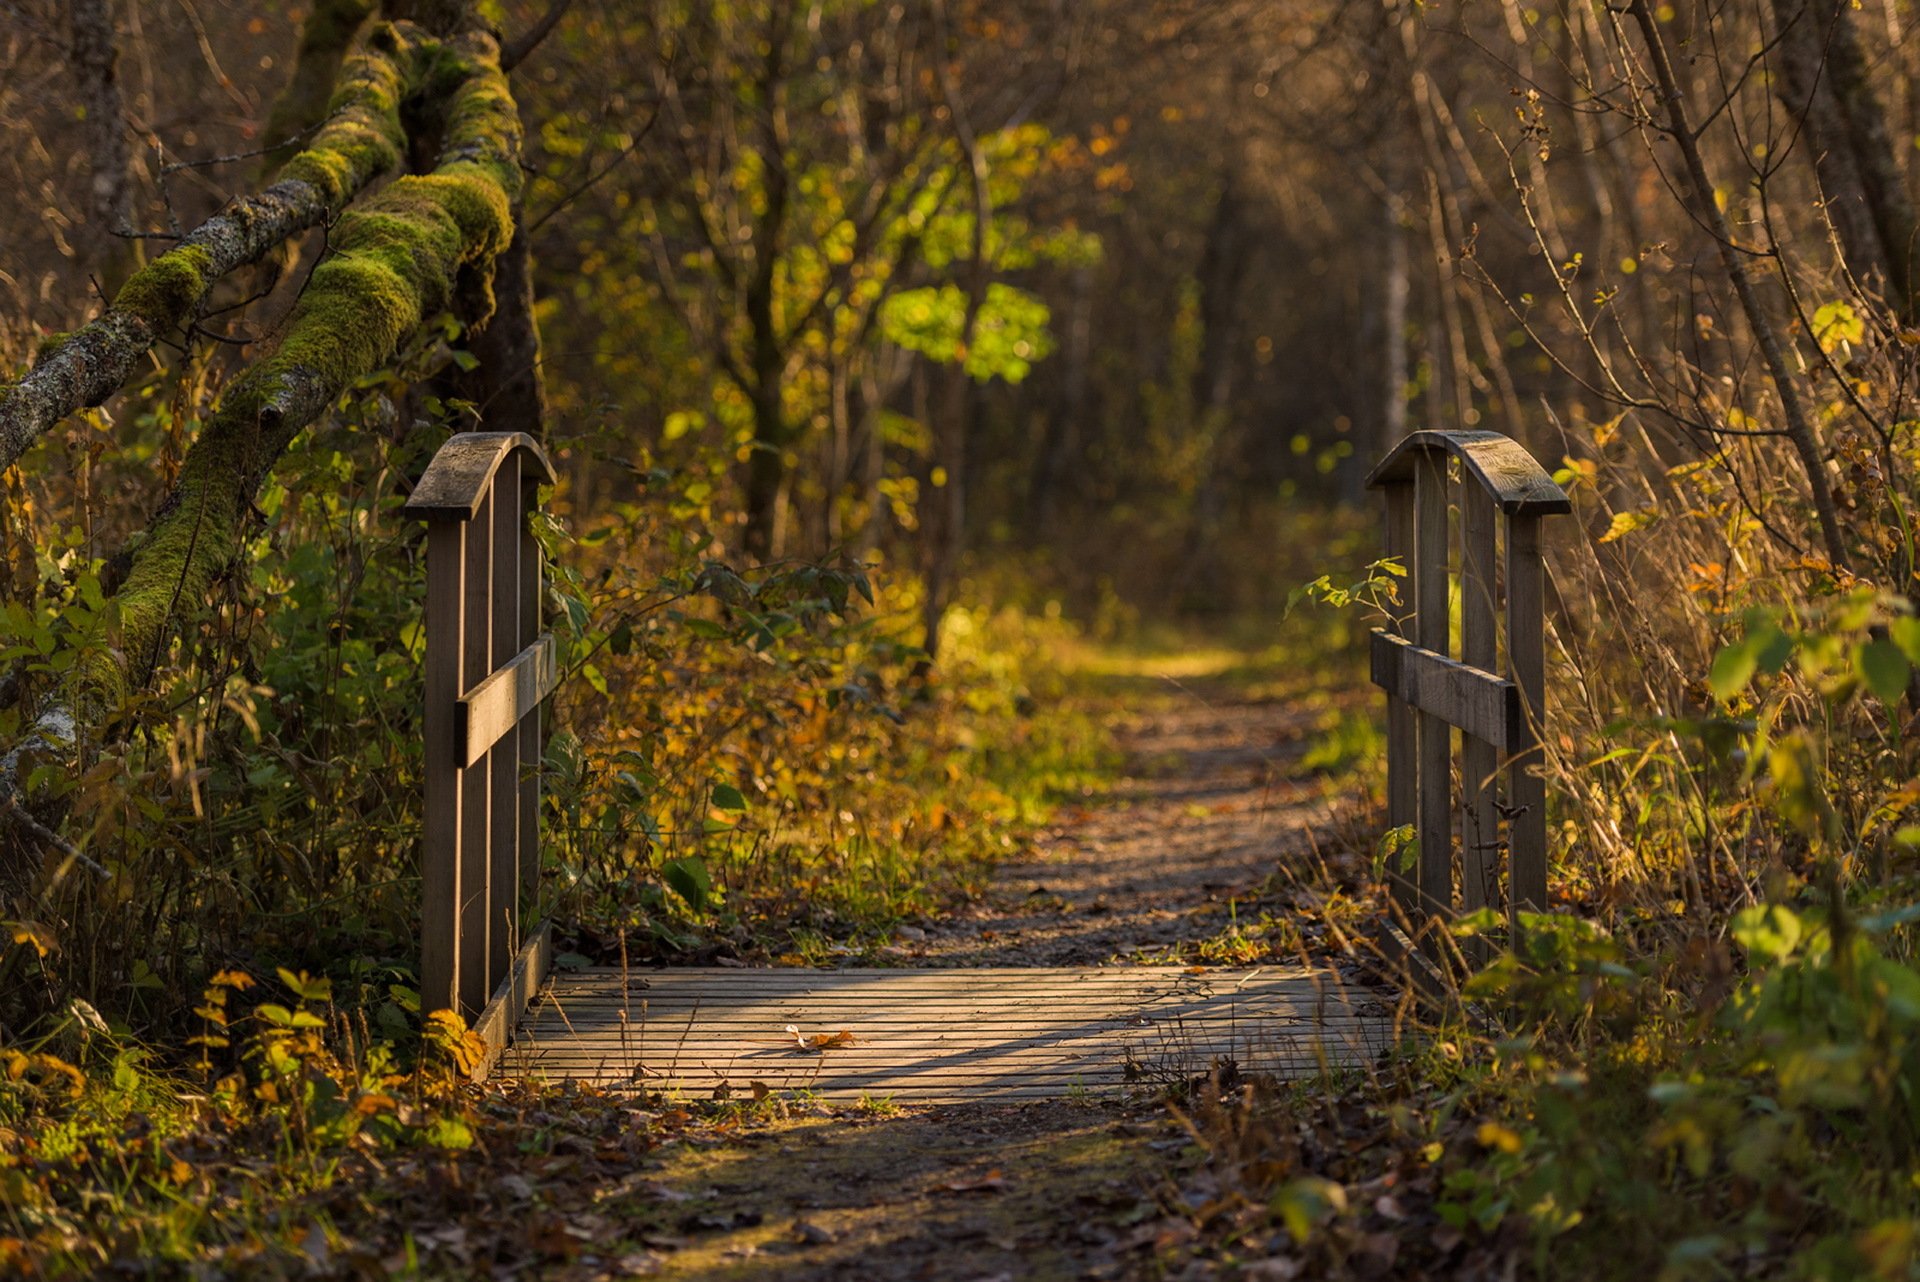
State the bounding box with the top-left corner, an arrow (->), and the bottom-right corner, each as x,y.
1028,261 -> 1092,531
0,29 -> 413,472
69,0 -> 131,269
1626,0 -> 1851,570
259,0 -> 378,173
1768,0 -> 1919,316
468,218 -> 548,440
4,28 -> 524,828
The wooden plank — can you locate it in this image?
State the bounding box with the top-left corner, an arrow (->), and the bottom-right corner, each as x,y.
457,635 -> 557,767
1459,481 -> 1499,963
503,966 -> 1394,1100
1414,450 -> 1453,928
1365,429 -> 1571,515
1369,632 -> 1519,752
503,971 -> 1390,1105
420,520 -> 465,1016
488,454 -> 521,987
1381,481 -> 1418,924
402,432 -> 558,520
458,490 -> 493,1017
1506,514 -> 1549,925
469,919 -> 552,1081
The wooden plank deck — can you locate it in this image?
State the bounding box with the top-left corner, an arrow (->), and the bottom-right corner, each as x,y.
506,966 -> 1396,1103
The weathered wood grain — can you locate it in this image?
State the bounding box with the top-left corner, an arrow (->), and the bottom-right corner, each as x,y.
459,634 -> 556,768
505,967 -> 1395,1101
402,431 -> 557,519
421,520 -> 465,1016
1369,632 -> 1519,753
1365,429 -> 1572,515
1506,514 -> 1549,923
1414,450 -> 1453,928
1382,480 -> 1419,923
1460,481 -> 1500,963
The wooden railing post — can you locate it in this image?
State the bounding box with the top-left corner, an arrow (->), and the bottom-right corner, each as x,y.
1505,514 -> 1548,927
459,488 -> 494,1017
405,432 -> 559,1072
1413,449 -> 1452,944
1381,480 -> 1418,925
421,519 -> 464,1016
1459,481 -> 1499,964
488,453 -> 522,984
1366,430 -> 1568,967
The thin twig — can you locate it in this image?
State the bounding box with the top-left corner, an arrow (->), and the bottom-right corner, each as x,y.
2,795 -> 111,881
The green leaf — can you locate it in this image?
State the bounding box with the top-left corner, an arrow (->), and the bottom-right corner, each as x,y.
1708,640 -> 1759,702
425,1116 -> 474,1150
1890,616 -> 1920,665
1857,638 -> 1910,703
1270,1177 -> 1347,1245
710,783 -> 747,812
1812,300 -> 1864,354
663,857 -> 712,913
1731,904 -> 1802,967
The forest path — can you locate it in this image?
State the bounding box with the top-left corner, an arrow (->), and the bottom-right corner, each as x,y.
591,669 -> 1384,1281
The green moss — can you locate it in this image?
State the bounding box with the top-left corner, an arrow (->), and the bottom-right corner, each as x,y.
83,32 -> 530,717
259,0 -> 378,171
111,245 -> 214,333
272,23 -> 412,209
32,332 -> 72,364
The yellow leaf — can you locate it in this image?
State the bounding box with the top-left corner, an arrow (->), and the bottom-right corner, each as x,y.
1477,1121 -> 1525,1153
1598,509 -> 1657,544
9,924 -> 54,959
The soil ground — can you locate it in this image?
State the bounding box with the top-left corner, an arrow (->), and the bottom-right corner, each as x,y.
618,675 -> 1375,1281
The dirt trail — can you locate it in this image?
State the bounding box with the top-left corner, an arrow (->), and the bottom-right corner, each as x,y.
915,683 -> 1338,967
626,679 -> 1364,1281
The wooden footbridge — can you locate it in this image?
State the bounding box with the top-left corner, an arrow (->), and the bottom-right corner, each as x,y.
401,429 -> 1565,1100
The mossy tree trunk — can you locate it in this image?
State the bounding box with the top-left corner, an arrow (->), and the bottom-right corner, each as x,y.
3,19 -> 530,841
0,29 -> 415,473
258,0 -> 380,175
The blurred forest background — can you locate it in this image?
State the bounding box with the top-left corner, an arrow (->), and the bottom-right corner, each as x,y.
5,0 -> 1920,1025
6,0 -> 1920,1273
4,0 -> 1920,1014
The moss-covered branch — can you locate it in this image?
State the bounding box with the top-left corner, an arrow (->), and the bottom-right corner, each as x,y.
0,22 -> 418,476
258,0 -> 380,175
62,30 -> 521,723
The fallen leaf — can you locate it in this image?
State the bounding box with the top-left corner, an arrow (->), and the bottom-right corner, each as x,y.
934,1168 -> 1008,1194
784,1024 -> 858,1051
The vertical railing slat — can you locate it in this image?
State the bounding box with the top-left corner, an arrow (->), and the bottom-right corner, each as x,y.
1459,481 -> 1499,962
458,490 -> 494,1017
517,477 -> 542,904
1382,480 -> 1418,925
488,454 -> 522,992
1505,513 -> 1548,929
1413,450 -> 1453,941
421,520 -> 465,1016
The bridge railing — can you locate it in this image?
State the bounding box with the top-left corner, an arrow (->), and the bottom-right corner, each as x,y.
1366,430 -> 1570,959
403,432 -> 557,1069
